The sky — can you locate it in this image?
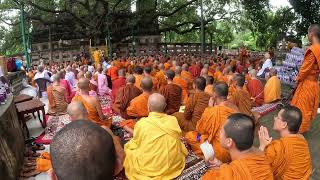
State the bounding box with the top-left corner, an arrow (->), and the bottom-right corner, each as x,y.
270,0 -> 291,8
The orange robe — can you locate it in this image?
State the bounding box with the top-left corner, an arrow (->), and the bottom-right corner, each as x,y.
202,151 -> 274,180
264,136 -> 312,180
214,71 -> 224,82
47,85 -> 68,115
164,62 -> 170,70
264,76 -> 281,103
159,83 -> 182,115
112,84 -> 142,119
247,78 -> 264,106
173,76 -> 189,104
173,91 -> 210,132
73,95 -> 111,127
230,88 -> 253,117
155,70 -> 167,89
107,66 -> 119,81
291,44 -> 320,133
127,92 -> 150,118
189,64 -> 201,78
205,85 -> 213,95
181,71 -> 193,89
28,71 -> 36,87
133,74 -> 143,89
185,102 -> 238,163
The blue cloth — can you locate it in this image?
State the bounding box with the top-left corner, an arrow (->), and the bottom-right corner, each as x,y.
15,59 -> 23,70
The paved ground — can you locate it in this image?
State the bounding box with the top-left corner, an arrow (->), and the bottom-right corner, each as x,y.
257,110 -> 319,179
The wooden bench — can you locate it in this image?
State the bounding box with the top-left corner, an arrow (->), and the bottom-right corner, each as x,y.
15,99 -> 46,137
13,94 -> 33,104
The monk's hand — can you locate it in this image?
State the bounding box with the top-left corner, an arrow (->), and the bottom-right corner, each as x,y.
207,157 -> 222,169
258,126 -> 272,151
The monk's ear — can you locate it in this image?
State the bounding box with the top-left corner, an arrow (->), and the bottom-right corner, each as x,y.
281,121 -> 288,130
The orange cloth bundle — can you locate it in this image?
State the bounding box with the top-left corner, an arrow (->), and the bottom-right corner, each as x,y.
119,119 -> 136,129
36,152 -> 52,172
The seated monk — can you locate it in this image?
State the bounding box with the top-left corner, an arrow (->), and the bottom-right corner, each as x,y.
133,66 -> 143,89
111,69 -> 126,101
127,77 -> 153,119
264,68 -> 281,103
205,76 -> 215,95
173,77 -> 210,132
155,63 -> 167,89
185,82 -> 239,163
112,75 -> 142,119
181,63 -> 193,89
214,66 -> 224,82
246,69 -> 264,106
85,71 -> 98,97
47,74 -> 68,116
189,61 -> 201,78
107,61 -> 119,81
200,67 -> 209,79
173,66 -> 189,105
59,71 -> 75,103
259,105 -> 312,179
143,66 -> 158,91
124,93 -> 188,179
97,67 -> 110,96
72,78 -> 111,127
159,70 -> 183,115
49,120 -> 124,179
202,113 -> 273,180
229,74 -> 253,117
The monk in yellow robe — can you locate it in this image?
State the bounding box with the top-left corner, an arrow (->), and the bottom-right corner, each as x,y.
173,77 -> 210,133
229,74 -> 253,117
124,93 -> 188,180
173,66 -> 189,105
259,105 -> 312,179
92,48 -> 101,68
203,113 -> 273,180
185,82 -> 238,163
127,77 -> 153,118
143,66 -> 158,91
133,66 -> 143,89
47,74 -> 68,116
291,25 -> 320,133
205,76 -> 215,95
112,75 -> 142,119
72,78 -> 111,128
155,63 -> 167,89
264,68 -> 281,103
159,70 -> 183,114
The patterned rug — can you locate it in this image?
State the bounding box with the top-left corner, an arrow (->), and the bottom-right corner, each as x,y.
35,114 -> 71,144
99,94 -> 114,116
251,102 -> 281,116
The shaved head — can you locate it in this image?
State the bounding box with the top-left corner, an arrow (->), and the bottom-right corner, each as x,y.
182,64 -> 188,71
234,74 -> 245,87
141,77 -> 153,92
67,101 -> 88,121
78,78 -> 90,90
126,75 -> 136,84
308,24 -> 320,40
249,69 -> 257,77
193,77 -> 206,91
206,76 -> 214,85
158,63 -> 164,70
51,120 -> 116,180
118,68 -> 125,77
166,70 -> 175,80
144,66 -> 152,74
175,66 -> 182,75
148,93 -> 166,113
214,82 -> 228,98
269,68 -> 277,76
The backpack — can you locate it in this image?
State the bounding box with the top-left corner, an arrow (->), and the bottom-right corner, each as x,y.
7,58 -> 16,72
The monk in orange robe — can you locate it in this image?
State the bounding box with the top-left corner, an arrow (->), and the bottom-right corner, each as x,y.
47,74 -> 68,116
155,63 -> 167,89
111,69 -> 126,101
164,61 -> 171,70
27,68 -> 36,87
107,62 -> 119,81
291,25 -> 320,133
203,113 -> 273,179
173,66 -> 189,105
259,105 -> 312,179
229,74 -> 253,117
127,77 -> 153,119
127,61 -> 135,74
143,66 -> 158,91
112,75 -> 142,119
72,78 -> 111,128
159,70 -> 183,115
185,82 -> 238,163
264,68 -> 281,103
205,76 -> 215,95
150,63 -> 159,77
214,67 -> 224,82
189,61 -> 201,78
247,69 -> 264,106
133,66 -> 143,89
173,77 -> 210,133
181,63 -> 193,89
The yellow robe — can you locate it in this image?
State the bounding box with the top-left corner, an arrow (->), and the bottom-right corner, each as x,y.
264,136 -> 312,180
264,76 -> 281,103
124,112 -> 188,180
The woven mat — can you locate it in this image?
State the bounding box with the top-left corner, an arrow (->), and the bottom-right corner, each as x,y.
251,102 -> 281,116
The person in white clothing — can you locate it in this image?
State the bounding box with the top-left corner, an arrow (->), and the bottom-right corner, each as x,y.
65,66 -> 76,88
257,52 -> 273,77
34,66 -> 51,81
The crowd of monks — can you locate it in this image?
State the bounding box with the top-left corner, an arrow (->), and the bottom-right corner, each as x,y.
25,24 -> 320,180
